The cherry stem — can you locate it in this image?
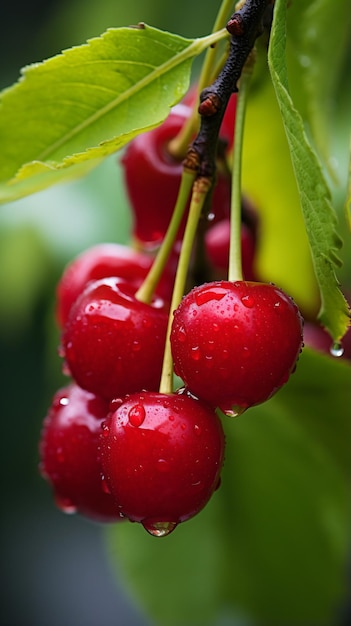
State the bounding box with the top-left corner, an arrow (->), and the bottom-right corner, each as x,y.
228,58 -> 254,282
168,0 -> 233,160
159,178 -> 212,395
135,169 -> 196,304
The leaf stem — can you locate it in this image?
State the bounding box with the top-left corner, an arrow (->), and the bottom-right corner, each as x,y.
135,169 -> 196,303
159,178 -> 211,394
228,59 -> 253,282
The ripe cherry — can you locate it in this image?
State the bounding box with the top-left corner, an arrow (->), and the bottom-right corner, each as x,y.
99,390 -> 225,536
121,104 -> 231,247
61,277 -> 168,400
56,243 -> 175,327
39,383 -> 123,523
171,280 -> 304,415
205,218 -> 257,280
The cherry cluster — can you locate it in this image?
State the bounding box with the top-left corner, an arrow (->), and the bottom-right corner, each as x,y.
39,91 -> 304,537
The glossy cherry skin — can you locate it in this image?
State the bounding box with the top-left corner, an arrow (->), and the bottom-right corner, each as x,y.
56,243 -> 175,327
121,105 -> 231,247
171,281 -> 304,415
205,219 -> 257,280
99,390 -> 225,536
39,383 -> 123,523
61,277 -> 168,400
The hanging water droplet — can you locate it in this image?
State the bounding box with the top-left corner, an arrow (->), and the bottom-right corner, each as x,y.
330,342 -> 344,357
142,519 -> 178,537
128,404 -> 146,427
55,494 -> 77,515
221,403 -> 247,417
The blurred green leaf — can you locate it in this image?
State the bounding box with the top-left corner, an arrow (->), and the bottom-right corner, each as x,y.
286,0 -> 351,170
0,26 -> 226,204
106,349 -> 351,626
268,0 -> 350,341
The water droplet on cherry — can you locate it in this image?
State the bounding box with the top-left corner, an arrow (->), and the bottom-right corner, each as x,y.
241,294 -> 255,308
101,476 -> 111,494
101,421 -> 110,437
221,404 -> 247,417
191,346 -> 201,361
142,519 -> 178,537
195,288 -> 225,306
128,404 -> 146,427
156,458 -> 171,473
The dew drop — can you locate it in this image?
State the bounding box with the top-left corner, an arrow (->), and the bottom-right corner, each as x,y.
142,519 -> 178,537
109,397 -> 123,411
176,326 -> 187,343
56,447 -> 65,463
101,476 -> 111,494
128,404 -> 146,427
101,422 -> 110,437
59,396 -> 69,407
55,495 -> 77,515
195,288 -> 225,306
241,294 -> 255,308
194,424 -> 202,436
156,459 -> 171,473
132,340 -> 141,352
330,342 -> 344,357
191,346 -> 201,361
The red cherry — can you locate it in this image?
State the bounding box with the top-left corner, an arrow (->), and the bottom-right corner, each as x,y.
121,106 -> 231,247
205,218 -> 257,280
61,277 -> 168,400
39,383 -> 123,523
99,390 -> 225,536
56,243 -> 175,327
171,280 -> 304,415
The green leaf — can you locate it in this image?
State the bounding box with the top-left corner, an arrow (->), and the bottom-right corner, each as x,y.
268,0 -> 350,342
106,350 -> 351,626
0,25 -> 226,204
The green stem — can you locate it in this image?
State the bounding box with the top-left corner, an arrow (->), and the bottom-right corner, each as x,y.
228,61 -> 253,283
159,178 -> 211,394
135,170 -> 196,303
168,0 -> 233,160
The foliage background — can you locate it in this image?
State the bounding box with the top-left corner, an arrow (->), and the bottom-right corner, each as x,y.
0,1 -> 350,625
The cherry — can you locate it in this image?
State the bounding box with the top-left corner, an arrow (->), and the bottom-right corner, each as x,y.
56,243 -> 175,327
39,383 -> 123,523
99,390 -> 225,536
171,280 -> 304,415
61,277 -> 168,400
205,218 -> 257,280
121,104 -> 231,247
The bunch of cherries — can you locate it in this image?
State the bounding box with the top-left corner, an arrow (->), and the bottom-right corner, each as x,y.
39,90 -> 304,537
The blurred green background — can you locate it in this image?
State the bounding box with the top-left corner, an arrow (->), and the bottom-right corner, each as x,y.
1,1 -> 350,625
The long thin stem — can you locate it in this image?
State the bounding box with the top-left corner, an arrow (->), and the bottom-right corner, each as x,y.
228,60 -> 253,282
159,178 -> 211,394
